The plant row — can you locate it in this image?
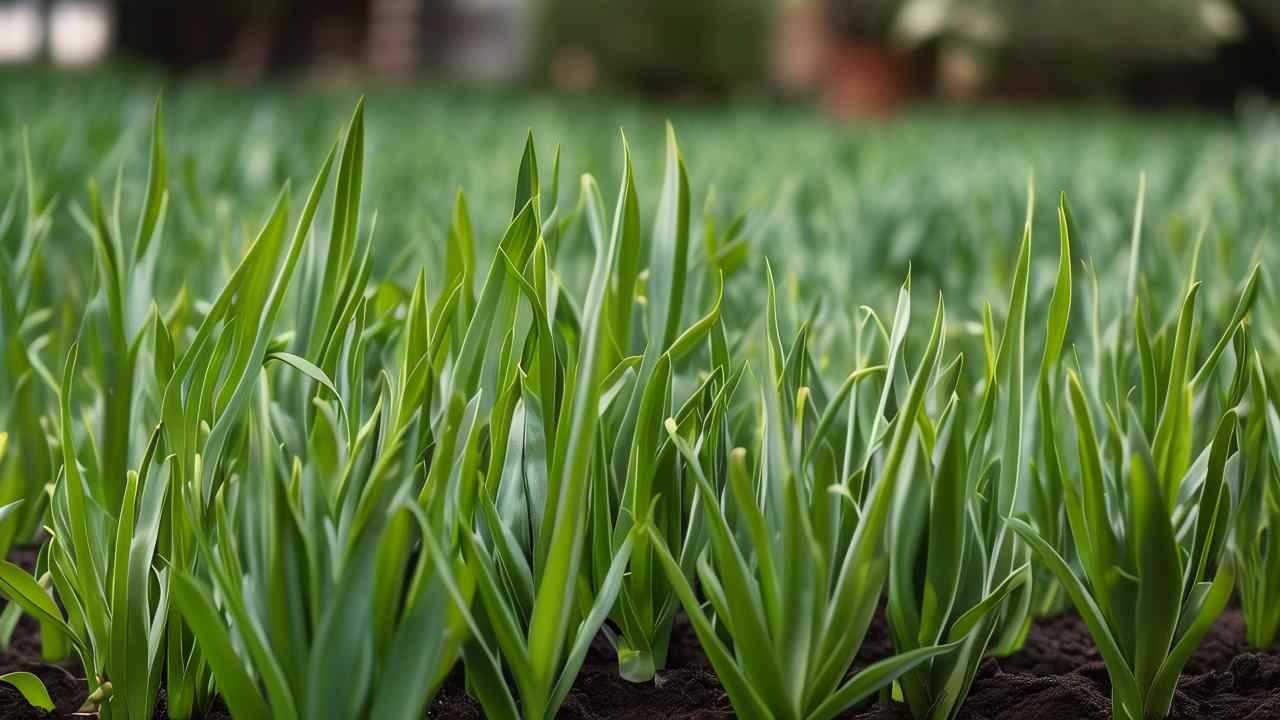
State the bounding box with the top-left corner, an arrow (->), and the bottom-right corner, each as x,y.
0,102 -> 1277,720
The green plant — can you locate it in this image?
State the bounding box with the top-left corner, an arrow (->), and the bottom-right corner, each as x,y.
457,135 -> 644,719
645,263 -> 959,720
0,101 -> 180,719
884,191 -> 1072,719
3,83 -> 1280,720
0,349 -> 171,720
1231,344 -> 1280,648
171,284 -> 478,720
1009,267 -> 1259,719
1022,193 -> 1080,621
0,131 -> 58,618
163,99 -> 477,720
579,126 -> 728,683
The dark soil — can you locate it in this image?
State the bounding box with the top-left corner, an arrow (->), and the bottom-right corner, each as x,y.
428,605 -> 1280,719
0,546 -> 86,720
557,616 -> 732,720
844,606 -> 1280,720
4,542 -> 1277,720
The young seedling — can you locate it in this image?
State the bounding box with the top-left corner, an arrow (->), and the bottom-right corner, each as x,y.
1011,274 -> 1250,720
649,269 -> 959,720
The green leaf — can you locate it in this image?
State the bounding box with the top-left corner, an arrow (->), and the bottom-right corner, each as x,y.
1042,193 -> 1074,382
1009,517 -> 1140,709
1145,561 -> 1234,719
525,144 -> 626,711
647,123 -> 691,351
607,136 -> 642,362
0,672 -> 54,712
1191,264 -> 1259,387
810,640 -> 961,720
447,189 -> 477,317
1152,283 -> 1200,502
646,524 -> 773,720
919,396 -> 970,646
454,203 -> 538,397
267,351 -> 348,426
133,96 -> 167,262
1128,417 -> 1182,700
514,132 -> 540,219
171,573 -> 272,720
946,562 -> 1030,642
548,528 -> 637,715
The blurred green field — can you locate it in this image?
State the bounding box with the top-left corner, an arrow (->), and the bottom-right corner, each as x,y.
2,69 -> 1276,328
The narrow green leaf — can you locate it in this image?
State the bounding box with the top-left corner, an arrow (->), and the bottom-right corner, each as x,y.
0,672 -> 53,712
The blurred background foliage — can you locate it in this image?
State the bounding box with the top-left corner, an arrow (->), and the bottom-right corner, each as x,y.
4,0 -> 1276,109
532,0 -> 775,95
2,69 -> 1276,334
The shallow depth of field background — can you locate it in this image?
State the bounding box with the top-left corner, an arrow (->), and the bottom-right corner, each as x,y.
1,0 -> 1279,315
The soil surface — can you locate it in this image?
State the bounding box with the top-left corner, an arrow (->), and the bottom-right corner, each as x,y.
3,548 -> 1277,720
424,605 -> 1280,720
432,604 -> 1280,717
